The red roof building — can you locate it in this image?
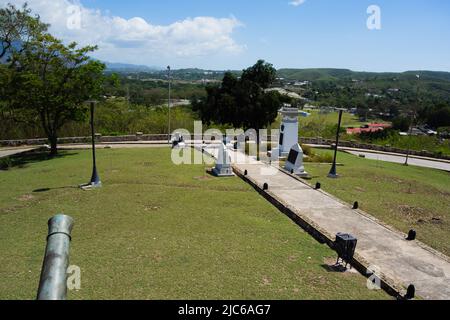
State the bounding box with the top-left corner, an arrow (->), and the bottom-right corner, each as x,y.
346,123 -> 391,135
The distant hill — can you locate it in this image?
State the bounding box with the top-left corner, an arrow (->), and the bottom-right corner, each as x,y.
277,68 -> 450,82
104,62 -> 161,72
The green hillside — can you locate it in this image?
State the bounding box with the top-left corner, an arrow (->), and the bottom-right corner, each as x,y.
277,68 -> 450,83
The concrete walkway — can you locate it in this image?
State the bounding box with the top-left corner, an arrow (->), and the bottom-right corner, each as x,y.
204,146 -> 450,300
0,147 -> 40,159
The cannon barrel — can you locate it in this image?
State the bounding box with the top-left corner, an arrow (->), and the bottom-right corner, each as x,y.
36,214 -> 74,300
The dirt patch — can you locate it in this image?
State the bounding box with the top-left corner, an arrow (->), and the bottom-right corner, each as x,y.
261,276 -> 272,286
0,204 -> 26,216
395,205 -> 445,225
144,205 -> 161,212
396,205 -> 429,222
153,253 -> 163,262
354,187 -> 366,193
194,175 -> 213,181
18,194 -> 34,202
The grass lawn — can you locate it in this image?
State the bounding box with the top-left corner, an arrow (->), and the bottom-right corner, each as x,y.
304,149 -> 450,256
299,110 -> 374,128
0,147 -> 388,300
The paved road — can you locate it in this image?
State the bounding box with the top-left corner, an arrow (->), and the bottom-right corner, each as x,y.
0,147 -> 39,159
345,150 -> 450,172
203,146 -> 450,300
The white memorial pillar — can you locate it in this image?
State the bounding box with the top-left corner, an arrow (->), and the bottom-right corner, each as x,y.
279,106 -> 300,157
212,143 -> 234,177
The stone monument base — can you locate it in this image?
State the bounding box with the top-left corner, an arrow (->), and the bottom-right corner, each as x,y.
212,167 -> 234,177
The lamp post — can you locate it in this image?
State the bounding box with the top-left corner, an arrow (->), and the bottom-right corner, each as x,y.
167,66 -> 171,144
328,109 -> 344,178
81,101 -> 101,189
404,113 -> 415,166
405,74 -> 420,166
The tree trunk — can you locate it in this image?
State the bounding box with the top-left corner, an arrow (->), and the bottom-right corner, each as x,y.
49,134 -> 58,156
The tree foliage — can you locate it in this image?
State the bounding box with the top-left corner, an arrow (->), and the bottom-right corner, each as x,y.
192,60 -> 286,136
0,2 -> 48,60
1,4 -> 107,155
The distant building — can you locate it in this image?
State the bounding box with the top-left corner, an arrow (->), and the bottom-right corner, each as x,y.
293,81 -> 310,87
346,123 -> 391,135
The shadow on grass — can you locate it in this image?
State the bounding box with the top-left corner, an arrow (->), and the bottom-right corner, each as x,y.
321,263 -> 348,273
7,149 -> 78,170
33,186 -> 79,193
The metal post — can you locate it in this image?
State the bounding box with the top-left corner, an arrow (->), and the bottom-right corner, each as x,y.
167,66 -> 171,144
88,101 -> 101,187
404,114 -> 414,166
37,214 -> 74,300
328,109 -> 343,178
405,75 -> 420,166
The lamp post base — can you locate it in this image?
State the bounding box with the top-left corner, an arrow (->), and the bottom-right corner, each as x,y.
79,181 -> 102,190
327,173 -> 340,179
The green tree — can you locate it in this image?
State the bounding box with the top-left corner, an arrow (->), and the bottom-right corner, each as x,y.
241,59 -> 276,89
0,3 -> 48,60
192,61 -> 284,158
392,116 -> 411,132
1,5 -> 107,155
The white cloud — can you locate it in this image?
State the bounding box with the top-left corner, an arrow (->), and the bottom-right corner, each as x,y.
289,0 -> 306,6
0,0 -> 244,65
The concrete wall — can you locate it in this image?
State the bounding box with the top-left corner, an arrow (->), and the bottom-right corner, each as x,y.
1,133 -> 449,161
0,134 -> 169,147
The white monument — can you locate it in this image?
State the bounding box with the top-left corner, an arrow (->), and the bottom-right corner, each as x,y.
223,136 -> 235,149
212,143 -> 234,177
171,133 -> 186,149
279,105 -> 300,157
284,143 -> 308,177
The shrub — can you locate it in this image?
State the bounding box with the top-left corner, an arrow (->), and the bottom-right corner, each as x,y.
301,144 -> 313,156
0,157 -> 12,170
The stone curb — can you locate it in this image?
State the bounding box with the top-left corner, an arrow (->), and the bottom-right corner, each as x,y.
232,164 -> 409,300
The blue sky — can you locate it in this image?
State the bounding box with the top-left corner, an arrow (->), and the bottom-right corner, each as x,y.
5,0 -> 450,71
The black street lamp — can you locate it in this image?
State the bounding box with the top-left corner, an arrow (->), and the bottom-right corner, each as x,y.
81,101 -> 101,189
404,113 -> 416,166
405,74 -> 420,166
328,109 -> 344,179
167,65 -> 171,144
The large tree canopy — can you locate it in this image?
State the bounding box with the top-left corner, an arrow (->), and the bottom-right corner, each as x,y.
1,3 -> 107,155
0,3 -> 48,60
192,60 -> 287,137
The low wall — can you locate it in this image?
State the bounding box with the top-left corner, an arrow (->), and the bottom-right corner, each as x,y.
0,134 -> 169,147
1,133 -> 449,161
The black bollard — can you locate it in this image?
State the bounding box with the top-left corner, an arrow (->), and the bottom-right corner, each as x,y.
315,182 -> 321,190
405,284 -> 415,300
244,170 -> 248,176
353,201 -> 359,210
406,229 -> 416,241
263,183 -> 269,191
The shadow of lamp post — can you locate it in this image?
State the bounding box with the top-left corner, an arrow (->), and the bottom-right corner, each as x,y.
80,100 -> 101,189
328,109 -> 344,179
